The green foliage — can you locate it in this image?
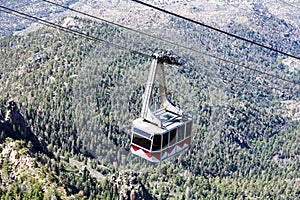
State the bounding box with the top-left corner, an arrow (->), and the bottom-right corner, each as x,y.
0,15 -> 299,199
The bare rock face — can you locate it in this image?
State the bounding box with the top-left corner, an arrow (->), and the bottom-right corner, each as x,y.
1,101 -> 49,155
4,100 -> 27,132
2,100 -> 31,140
0,140 -> 36,188
0,139 -> 66,199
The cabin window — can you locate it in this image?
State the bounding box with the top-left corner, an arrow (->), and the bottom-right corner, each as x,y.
132,134 -> 151,150
152,135 -> 161,151
186,121 -> 192,137
170,129 -> 177,145
178,126 -> 184,141
162,132 -> 169,149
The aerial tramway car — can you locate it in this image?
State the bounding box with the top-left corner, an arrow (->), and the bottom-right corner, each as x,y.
130,51 -> 193,162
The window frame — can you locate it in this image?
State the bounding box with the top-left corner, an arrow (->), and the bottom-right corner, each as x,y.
132,133 -> 152,151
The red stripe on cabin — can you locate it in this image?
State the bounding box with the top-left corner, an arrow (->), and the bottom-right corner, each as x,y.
131,145 -> 140,151
185,138 -> 191,145
168,146 -> 175,154
152,152 -> 161,160
143,149 -> 152,158
178,141 -> 185,148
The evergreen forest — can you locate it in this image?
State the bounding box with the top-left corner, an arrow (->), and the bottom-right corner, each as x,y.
0,13 -> 299,200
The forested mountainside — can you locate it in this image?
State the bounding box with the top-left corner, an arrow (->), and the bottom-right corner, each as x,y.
0,5 -> 299,200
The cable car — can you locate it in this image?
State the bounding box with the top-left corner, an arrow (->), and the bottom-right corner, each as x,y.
130,51 -> 193,162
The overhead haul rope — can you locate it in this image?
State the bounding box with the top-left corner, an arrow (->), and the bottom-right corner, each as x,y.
0,5 -> 150,59
0,5 -> 299,88
131,0 -> 300,61
41,0 -> 300,86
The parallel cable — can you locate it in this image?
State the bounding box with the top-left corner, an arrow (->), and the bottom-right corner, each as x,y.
0,5 -> 299,86
42,0 -> 163,41
38,1 -> 300,85
42,0 -> 219,62
0,5 -> 151,59
131,0 -> 300,60
1,6 -> 298,149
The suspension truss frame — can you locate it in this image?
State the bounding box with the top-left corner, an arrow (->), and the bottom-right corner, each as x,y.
141,53 -> 184,128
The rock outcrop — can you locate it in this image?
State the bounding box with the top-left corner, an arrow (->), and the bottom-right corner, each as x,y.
0,100 -> 49,156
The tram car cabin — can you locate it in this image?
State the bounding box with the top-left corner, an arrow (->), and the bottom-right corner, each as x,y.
131,51 -> 193,162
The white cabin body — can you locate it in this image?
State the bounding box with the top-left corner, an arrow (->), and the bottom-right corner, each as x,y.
130,52 -> 193,162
